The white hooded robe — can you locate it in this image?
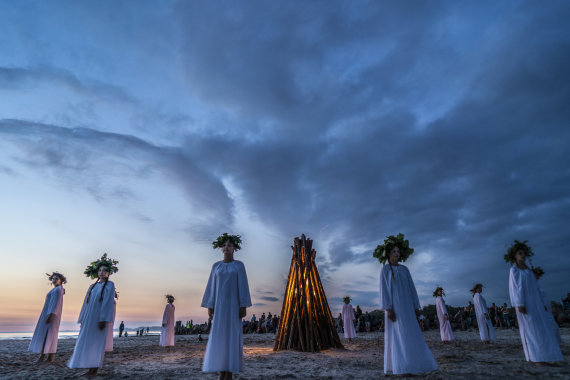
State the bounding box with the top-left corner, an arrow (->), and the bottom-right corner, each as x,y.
67,280 -> 116,369
435,296 -> 454,342
509,266 -> 563,362
379,264 -> 437,375
29,285 -> 65,354
159,303 -> 175,347
201,260 -> 251,373
473,292 -> 496,342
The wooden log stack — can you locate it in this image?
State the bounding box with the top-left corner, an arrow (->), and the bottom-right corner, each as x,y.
273,234 -> 343,352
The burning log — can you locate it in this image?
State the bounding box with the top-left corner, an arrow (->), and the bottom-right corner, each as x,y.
274,234 -> 343,352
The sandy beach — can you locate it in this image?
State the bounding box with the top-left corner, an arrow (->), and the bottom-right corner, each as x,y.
1,328 -> 568,379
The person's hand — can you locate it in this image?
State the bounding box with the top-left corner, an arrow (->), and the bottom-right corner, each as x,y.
444,314 -> 449,320
485,314 -> 490,320
98,321 -> 106,330
239,307 -> 247,319
387,309 -> 396,322
46,314 -> 54,324
208,308 -> 214,319
517,306 -> 527,314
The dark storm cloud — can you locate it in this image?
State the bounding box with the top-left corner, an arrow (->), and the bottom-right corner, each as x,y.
1,1 -> 569,307
172,1 -> 570,305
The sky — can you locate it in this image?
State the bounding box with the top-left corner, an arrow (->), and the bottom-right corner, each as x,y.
1,0 -> 569,332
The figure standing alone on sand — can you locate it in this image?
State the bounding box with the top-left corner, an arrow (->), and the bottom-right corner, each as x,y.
471,283 -> 496,344
201,233 -> 252,380
67,253 -> 118,377
506,240 -> 563,364
341,296 -> 356,342
375,234 -> 438,375
433,286 -> 454,343
160,294 -> 176,347
29,272 -> 66,363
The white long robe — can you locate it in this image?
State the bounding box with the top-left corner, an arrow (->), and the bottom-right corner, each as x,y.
159,303 -> 175,347
29,285 -> 65,354
473,293 -> 496,342
435,296 -> 454,342
342,304 -> 356,339
379,264 -> 437,375
201,260 -> 251,373
68,280 -> 116,369
539,288 -> 561,345
509,266 -> 563,362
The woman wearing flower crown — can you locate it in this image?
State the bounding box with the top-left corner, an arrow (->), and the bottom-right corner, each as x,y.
201,233 -> 251,380
507,241 -> 563,364
341,296 -> 356,342
433,286 -> 454,343
29,272 -> 66,363
470,283 -> 496,344
160,294 -> 176,347
376,234 -> 437,375
67,253 -> 118,377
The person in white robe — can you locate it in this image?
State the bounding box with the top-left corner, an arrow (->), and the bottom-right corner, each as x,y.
341,296 -> 356,341
68,253 -> 118,377
471,284 -> 496,343
29,272 -> 66,362
506,241 -> 563,364
160,295 -> 176,347
376,234 -> 438,375
202,233 -> 251,380
433,287 -> 454,342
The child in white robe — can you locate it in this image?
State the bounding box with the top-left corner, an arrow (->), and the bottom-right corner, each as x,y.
341,296 -> 356,342
68,253 -> 118,377
433,286 -> 454,342
160,294 -> 176,347
376,234 -> 438,375
471,284 -> 496,343
506,241 -> 563,364
29,272 -> 66,362
202,233 -> 251,380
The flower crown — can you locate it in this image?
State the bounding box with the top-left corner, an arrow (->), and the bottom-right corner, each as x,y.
84,253 -> 119,279
373,233 -> 414,264
470,283 -> 483,295
433,286 -> 445,297
343,296 -> 351,304
504,240 -> 533,264
165,294 -> 175,302
46,271 -> 67,284
212,233 -> 242,250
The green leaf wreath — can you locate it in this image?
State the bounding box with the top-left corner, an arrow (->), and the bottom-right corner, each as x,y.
433,286 -> 445,297
165,294 -> 175,303
212,233 -> 242,250
373,233 -> 414,264
504,240 -> 534,264
470,283 -> 483,295
343,296 -> 351,304
46,271 -> 67,284
84,253 -> 119,279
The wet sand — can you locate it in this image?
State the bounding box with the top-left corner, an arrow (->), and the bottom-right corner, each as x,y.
1,328 -> 568,379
